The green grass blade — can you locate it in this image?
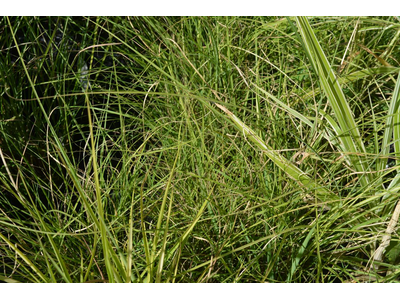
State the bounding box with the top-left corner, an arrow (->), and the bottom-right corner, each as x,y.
391,72 -> 400,168
379,71 -> 400,172
0,232 -> 49,283
150,132 -> 181,282
296,16 -> 371,186
287,226 -> 315,282
382,72 -> 400,202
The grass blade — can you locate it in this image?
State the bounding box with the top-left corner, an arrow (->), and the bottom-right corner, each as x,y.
0,232 -> 49,283
296,16 -> 371,186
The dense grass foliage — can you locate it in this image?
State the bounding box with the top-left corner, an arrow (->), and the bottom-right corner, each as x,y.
2,16 -> 400,282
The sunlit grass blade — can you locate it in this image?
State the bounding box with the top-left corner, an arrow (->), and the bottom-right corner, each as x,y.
296,16 -> 371,187
378,71 -> 400,173
391,72 -> 400,168
0,232 -> 49,283
381,72 -> 400,206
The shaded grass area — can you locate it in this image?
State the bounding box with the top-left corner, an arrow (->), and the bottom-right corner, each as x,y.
1,16 -> 400,282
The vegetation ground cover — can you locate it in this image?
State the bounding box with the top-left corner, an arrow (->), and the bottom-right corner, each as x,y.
2,16 -> 400,282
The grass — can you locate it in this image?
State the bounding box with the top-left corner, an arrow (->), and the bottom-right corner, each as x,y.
2,16 -> 400,282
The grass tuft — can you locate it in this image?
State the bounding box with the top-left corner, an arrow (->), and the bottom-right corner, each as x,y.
2,16 -> 400,282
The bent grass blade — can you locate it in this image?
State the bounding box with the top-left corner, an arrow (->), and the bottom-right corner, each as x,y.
214,102 -> 337,208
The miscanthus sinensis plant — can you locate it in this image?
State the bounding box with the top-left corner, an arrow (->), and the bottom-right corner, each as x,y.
1,16 -> 400,282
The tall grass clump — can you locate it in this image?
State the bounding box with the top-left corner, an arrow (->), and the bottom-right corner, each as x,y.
2,16 -> 400,282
